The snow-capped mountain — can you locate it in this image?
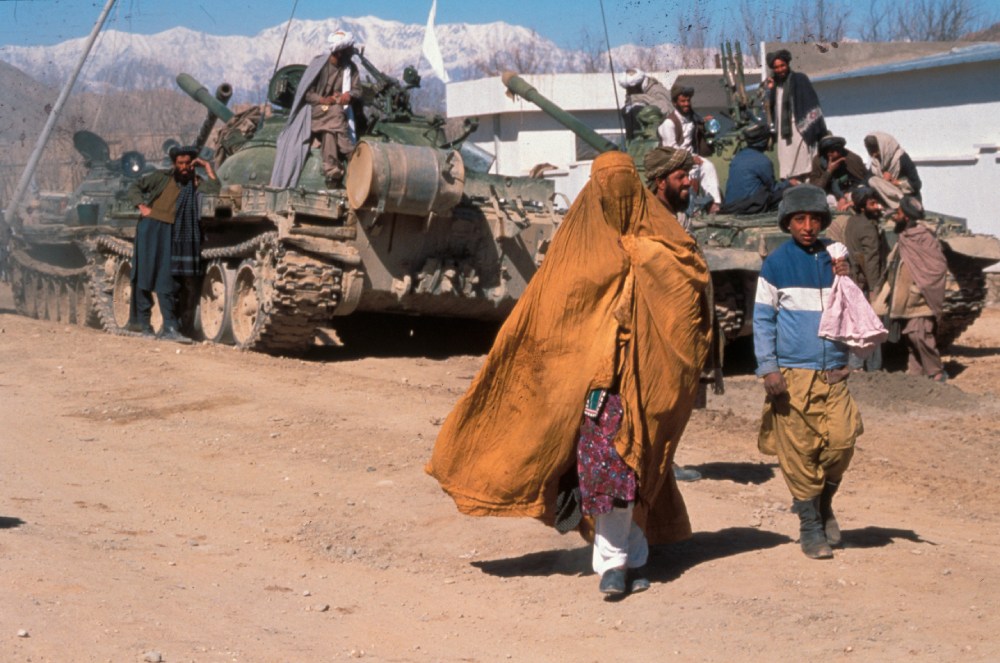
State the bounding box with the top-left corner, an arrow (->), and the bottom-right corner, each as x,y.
0,15 -> 688,104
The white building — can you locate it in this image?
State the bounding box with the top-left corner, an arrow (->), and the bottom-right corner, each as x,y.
807,43 -> 1000,236
447,44 -> 1000,237
447,70 -> 727,206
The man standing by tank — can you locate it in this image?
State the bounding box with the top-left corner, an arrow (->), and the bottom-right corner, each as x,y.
126,145 -> 219,342
271,30 -> 360,189
888,196 -> 949,382
827,185 -> 890,371
658,84 -> 721,214
766,50 -> 827,181
753,184 -> 861,560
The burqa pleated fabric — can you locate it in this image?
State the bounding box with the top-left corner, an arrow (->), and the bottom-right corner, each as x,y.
425,151 -> 712,545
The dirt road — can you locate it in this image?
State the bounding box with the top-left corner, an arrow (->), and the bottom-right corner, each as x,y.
2,283 -> 999,662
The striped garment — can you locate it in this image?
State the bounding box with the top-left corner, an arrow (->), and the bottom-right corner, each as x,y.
753,238 -> 849,377
171,181 -> 201,277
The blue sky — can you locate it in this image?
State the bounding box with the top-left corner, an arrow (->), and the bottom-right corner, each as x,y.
0,0 -> 838,48
0,0 -> 996,49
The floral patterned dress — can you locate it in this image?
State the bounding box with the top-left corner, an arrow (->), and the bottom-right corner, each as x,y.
576,391 -> 637,515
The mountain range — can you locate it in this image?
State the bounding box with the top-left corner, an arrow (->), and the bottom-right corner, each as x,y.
0,15 -> 689,106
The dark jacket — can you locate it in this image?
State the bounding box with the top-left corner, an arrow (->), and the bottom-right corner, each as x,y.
808,150 -> 868,199
126,168 -> 221,208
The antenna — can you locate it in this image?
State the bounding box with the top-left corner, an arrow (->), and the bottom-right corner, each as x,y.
598,0 -> 625,143
273,0 -> 301,77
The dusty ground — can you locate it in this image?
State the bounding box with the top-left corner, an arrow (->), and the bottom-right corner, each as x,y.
2,282 -> 1000,663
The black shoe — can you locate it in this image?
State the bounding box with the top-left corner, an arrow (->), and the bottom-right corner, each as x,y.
158,326 -> 193,344
629,567 -> 651,594
599,567 -> 627,596
673,464 -> 702,482
819,480 -> 842,547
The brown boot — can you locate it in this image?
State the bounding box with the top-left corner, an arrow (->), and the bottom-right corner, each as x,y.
792,497 -> 833,559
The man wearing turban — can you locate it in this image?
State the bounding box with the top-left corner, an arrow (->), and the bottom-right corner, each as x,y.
271,30 -> 360,189
765,49 -> 827,181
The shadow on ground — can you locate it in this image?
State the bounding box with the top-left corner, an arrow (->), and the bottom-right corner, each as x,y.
688,461 -> 777,485
308,313 -> 501,361
472,527 -> 790,580
0,516 -> 26,529
841,525 -> 931,549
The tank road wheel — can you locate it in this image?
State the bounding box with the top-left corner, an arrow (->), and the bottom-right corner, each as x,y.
111,259 -> 133,330
231,259 -> 263,349
199,261 -> 235,344
29,273 -> 45,319
73,278 -> 94,326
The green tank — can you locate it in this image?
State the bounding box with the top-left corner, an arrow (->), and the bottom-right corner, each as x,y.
4,55 -> 558,355
501,47 -> 1000,351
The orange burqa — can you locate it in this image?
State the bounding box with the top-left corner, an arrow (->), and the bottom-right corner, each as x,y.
425,152 -> 711,544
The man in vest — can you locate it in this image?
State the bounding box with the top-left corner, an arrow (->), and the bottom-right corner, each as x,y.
658,84 -> 720,214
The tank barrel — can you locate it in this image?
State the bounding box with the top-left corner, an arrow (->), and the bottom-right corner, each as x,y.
176,73 -> 235,125
193,83 -> 233,150
501,71 -> 619,154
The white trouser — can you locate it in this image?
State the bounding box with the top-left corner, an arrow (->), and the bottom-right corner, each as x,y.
592,504 -> 649,575
692,159 -> 721,205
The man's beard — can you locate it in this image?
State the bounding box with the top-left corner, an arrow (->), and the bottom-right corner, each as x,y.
666,190 -> 689,213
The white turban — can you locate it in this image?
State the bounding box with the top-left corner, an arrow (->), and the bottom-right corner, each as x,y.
619,69 -> 646,88
326,30 -> 355,53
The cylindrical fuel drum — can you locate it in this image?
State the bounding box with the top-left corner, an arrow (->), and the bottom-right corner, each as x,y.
345,140 -> 465,216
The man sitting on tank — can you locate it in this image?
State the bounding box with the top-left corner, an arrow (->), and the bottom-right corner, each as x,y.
807,135 -> 869,211
658,84 -> 720,215
271,30 -> 360,190
720,122 -> 788,214
619,69 -> 673,141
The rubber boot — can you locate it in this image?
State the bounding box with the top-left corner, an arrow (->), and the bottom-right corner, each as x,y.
791,498 -> 833,559
820,480 -> 841,547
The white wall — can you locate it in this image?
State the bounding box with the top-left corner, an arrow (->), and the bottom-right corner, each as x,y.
815,58 -> 1000,235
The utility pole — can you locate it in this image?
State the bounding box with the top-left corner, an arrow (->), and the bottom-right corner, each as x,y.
3,0 -> 118,231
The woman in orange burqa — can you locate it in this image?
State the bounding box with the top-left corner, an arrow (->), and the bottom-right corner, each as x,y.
426,151 -> 712,598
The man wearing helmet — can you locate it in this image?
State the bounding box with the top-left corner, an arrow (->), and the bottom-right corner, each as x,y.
753,185 -> 862,560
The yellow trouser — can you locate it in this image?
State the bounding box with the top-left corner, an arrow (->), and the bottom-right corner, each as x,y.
758,367 -> 863,500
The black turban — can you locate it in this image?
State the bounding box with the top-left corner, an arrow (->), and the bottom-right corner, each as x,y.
766,49 -> 792,68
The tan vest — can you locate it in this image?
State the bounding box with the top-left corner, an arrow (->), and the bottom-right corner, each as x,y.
146,178 -> 181,224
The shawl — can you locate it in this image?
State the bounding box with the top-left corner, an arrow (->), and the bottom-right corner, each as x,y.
897,223 -> 948,318
866,132 -> 905,180
269,53 -> 329,188
771,71 -> 826,146
170,181 -> 201,277
819,242 -> 888,357
425,151 -> 712,545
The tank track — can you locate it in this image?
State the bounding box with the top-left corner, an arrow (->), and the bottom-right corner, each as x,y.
7,246 -> 93,326
211,232 -> 344,355
88,235 -> 137,336
937,270 -> 987,350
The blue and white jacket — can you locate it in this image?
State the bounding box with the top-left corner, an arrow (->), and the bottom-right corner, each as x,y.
753,238 -> 849,377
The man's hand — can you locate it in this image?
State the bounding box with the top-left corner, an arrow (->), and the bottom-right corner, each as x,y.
882,171 -> 895,183
193,157 -> 216,180
763,371 -> 787,396
835,197 -> 852,211
832,257 -> 850,277
826,156 -> 846,173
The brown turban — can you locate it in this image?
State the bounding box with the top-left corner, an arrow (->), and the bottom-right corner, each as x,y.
643,146 -> 694,185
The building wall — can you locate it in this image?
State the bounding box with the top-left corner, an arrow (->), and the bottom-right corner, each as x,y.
815,59 -> 1000,235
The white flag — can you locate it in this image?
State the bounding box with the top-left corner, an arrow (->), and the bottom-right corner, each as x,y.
422,0 -> 450,83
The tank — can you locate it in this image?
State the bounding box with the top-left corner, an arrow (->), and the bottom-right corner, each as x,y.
3,54 -> 559,355
501,46 -> 1000,351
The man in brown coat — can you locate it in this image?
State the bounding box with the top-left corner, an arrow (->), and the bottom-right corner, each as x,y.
888,196 -> 949,382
